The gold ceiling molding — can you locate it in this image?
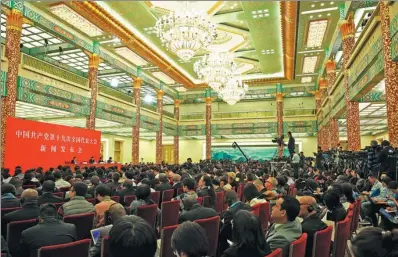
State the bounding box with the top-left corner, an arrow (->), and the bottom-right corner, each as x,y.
207,1 -> 224,15
68,1 -> 197,88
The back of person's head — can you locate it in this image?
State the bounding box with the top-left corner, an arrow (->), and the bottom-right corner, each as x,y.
171,221 -> 209,257
96,184 -> 111,197
381,176 -> 392,186
1,183 -> 16,195
109,203 -> 126,223
276,176 -> 286,187
182,178 -> 195,191
159,173 -> 168,183
123,179 -> 134,189
73,182 -> 88,197
232,210 -> 267,254
352,227 -> 398,257
388,181 -> 398,191
53,170 -> 62,180
136,184 -> 151,201
109,215 -> 157,257
340,183 -> 355,203
323,189 -> 341,210
381,140 -> 390,147
173,174 -> 181,182
21,189 -> 38,202
112,172 -> 120,182
91,175 -> 100,185
225,190 -> 239,206
281,195 -> 300,222
125,171 -> 134,180
9,177 -> 22,188
243,183 -> 260,202
182,197 -> 198,212
42,180 -> 56,193
39,204 -> 58,220
246,173 -> 255,182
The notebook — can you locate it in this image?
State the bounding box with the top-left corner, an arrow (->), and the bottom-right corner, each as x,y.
90,225 -> 113,244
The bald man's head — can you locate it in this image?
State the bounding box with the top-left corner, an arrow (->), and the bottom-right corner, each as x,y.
109,203 -> 126,223
298,196 -> 317,219
21,189 -> 38,202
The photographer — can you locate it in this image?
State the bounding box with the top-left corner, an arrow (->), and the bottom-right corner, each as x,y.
314,147 -> 324,171
378,140 -> 395,180
368,140 -> 380,176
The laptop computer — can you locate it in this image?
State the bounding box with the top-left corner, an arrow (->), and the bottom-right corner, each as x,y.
90,225 -> 113,245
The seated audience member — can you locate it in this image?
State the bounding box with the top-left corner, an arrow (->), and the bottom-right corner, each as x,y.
107,172 -> 121,194
141,178 -> 156,192
90,203 -> 126,257
155,173 -> 172,193
323,189 -> 347,222
22,172 -> 40,188
362,176 -> 391,226
222,210 -> 271,257
130,184 -> 160,223
298,196 -> 327,257
276,176 -> 287,195
219,190 -> 252,254
253,179 -> 276,201
340,183 -> 356,210
1,183 -> 20,208
379,181 -> 398,230
54,171 -> 71,189
9,177 -> 24,196
174,178 -> 198,209
3,189 -> 40,222
109,215 -> 157,257
171,221 -> 209,257
172,174 -> 182,193
263,177 -> 279,200
197,175 -> 216,209
38,180 -> 63,205
243,183 -> 266,207
351,227 -> 398,257
266,195 -> 302,257
115,179 -> 136,206
213,178 -> 225,193
221,176 -> 232,191
95,184 -> 116,227
18,204 -> 76,257
58,182 -> 94,218
178,197 -> 217,223
88,175 -> 100,197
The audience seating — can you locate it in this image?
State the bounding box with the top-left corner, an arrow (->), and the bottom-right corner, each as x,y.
203,196 -> 211,208
160,225 -> 178,257
86,198 -> 95,204
177,188 -> 184,195
52,202 -> 65,210
150,191 -> 161,205
162,189 -> 175,203
251,203 -> 260,216
289,233 -> 307,257
237,184 -> 244,201
7,219 -> 38,256
265,248 -> 283,257
137,204 -> 158,228
124,195 -> 136,207
351,199 -> 361,236
333,216 -> 351,257
22,184 -> 36,189
161,200 -> 180,229
215,191 -> 224,214
63,212 -> 95,240
312,225 -> 333,257
100,236 -> 109,257
195,216 -> 220,257
58,187 -> 71,193
1,207 -> 21,217
197,197 -> 203,206
110,196 -> 120,203
37,238 -> 91,257
52,192 -> 64,198
259,202 -> 270,232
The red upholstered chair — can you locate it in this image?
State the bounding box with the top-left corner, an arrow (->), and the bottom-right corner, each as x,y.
162,189 -> 175,203
289,233 -> 307,257
351,199 -> 361,235
333,217 -> 351,257
177,188 -> 184,195
22,184 -> 36,189
86,198 -> 95,204
1,207 -> 21,217
197,197 -> 203,205
265,248 -> 283,257
215,191 -> 224,214
37,238 -> 91,257
58,187 -> 71,193
160,225 -> 178,257
252,203 -> 261,217
124,195 -> 136,207
202,196 -> 211,208
161,200 -> 180,229
237,184 -> 244,201
195,216 -> 220,257
53,192 -> 64,198
312,225 -> 333,257
259,202 -> 270,232
63,212 -> 95,240
52,202 -> 65,210
150,191 -> 161,205
7,219 -> 38,256
290,188 -> 297,197
110,195 -> 120,203
100,236 -> 109,257
137,204 -> 158,228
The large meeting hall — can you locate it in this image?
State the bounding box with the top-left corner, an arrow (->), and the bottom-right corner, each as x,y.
1,1 -> 398,257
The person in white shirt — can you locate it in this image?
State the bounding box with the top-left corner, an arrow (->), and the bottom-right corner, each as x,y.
54,170 -> 71,189
292,151 -> 300,179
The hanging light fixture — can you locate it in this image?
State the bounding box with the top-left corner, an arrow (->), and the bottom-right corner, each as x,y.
194,52 -> 237,92
218,75 -> 248,106
154,3 -> 217,62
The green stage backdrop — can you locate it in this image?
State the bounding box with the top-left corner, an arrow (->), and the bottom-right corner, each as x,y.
211,145 -> 290,162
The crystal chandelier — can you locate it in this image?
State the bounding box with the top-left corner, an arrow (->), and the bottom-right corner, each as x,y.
218,76 -> 248,106
194,52 -> 237,92
154,6 -> 217,62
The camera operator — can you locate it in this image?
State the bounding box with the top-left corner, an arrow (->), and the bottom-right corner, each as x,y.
368,140 -> 380,176
287,131 -> 295,157
378,140 -> 395,180
314,147 -> 324,171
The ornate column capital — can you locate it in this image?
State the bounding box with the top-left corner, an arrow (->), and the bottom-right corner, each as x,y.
319,77 -> 328,89
205,97 -> 212,105
326,60 -> 337,74
157,89 -> 165,99
276,93 -> 284,102
88,54 -> 101,69
174,99 -> 183,108
133,77 -> 142,89
339,19 -> 355,40
6,9 -> 23,31
315,91 -> 322,100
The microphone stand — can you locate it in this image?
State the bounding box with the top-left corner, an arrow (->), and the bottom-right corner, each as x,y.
232,142 -> 249,163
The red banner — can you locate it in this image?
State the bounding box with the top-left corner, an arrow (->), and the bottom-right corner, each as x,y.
4,117 -> 101,173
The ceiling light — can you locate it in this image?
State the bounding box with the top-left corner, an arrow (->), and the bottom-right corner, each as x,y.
318,14 -> 322,17
301,7 -> 338,15
311,4 -> 315,7
327,13 -> 331,16
111,78 -> 119,87
49,3 -> 103,37
114,47 -> 148,66
321,3 -> 324,6
310,15 -> 313,19
306,20 -> 328,47
144,95 -> 154,104
217,75 -> 248,106
301,77 -> 312,83
330,2 -> 334,4
152,71 -> 175,84
302,56 -> 318,73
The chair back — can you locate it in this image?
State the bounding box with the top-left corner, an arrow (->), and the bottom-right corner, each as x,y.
290,187 -> 297,197
124,195 -> 136,207
259,202 -> 270,232
161,200 -> 180,229
52,202 -> 65,210
137,204 -> 158,228
289,233 -> 307,257
22,184 -> 36,189
86,198 -> 95,204
38,239 -> 91,257
333,217 -> 351,257
7,219 -> 38,256
1,207 -> 21,217
215,191 -> 224,214
58,187 -> 71,193
177,188 -> 184,195
351,199 -> 361,234
265,248 -> 283,257
150,191 -> 161,205
202,196 -> 211,208
195,216 -> 220,257
100,236 -> 109,257
53,192 -> 64,198
312,225 -> 333,257
110,195 -> 120,203
251,203 -> 260,216
162,189 -> 174,202
237,184 -> 244,201
196,197 -> 203,205
63,212 -> 95,240
160,225 -> 178,257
